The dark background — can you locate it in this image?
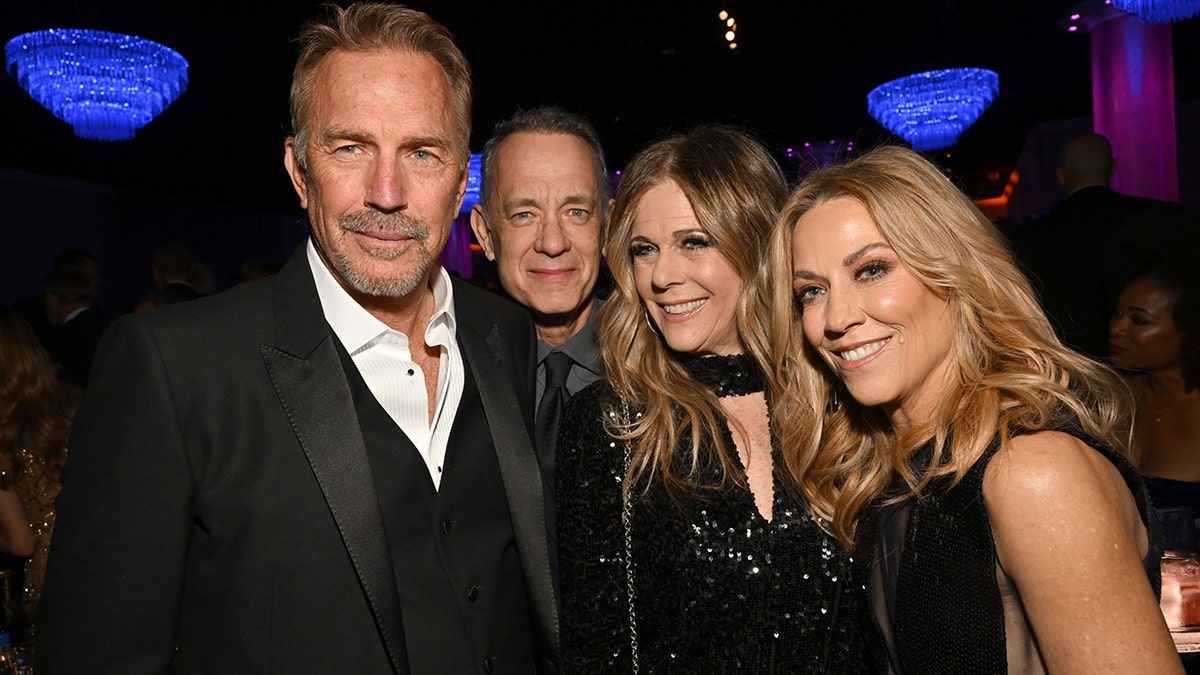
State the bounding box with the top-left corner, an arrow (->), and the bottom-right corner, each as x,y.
2,0 -> 1198,307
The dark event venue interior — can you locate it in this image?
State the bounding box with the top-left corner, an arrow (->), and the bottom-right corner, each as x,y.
7,0 -> 1200,667
2,0 -> 1198,312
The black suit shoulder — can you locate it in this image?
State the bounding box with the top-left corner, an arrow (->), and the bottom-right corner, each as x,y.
452,277 -> 533,329
452,277 -> 538,421
1028,186 -> 1176,237
109,287 -> 264,369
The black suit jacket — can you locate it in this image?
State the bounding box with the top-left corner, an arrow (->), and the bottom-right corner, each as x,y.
44,305 -> 107,386
38,247 -> 559,673
1016,185 -> 1177,359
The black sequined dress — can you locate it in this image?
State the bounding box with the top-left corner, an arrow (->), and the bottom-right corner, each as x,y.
556,354 -> 873,673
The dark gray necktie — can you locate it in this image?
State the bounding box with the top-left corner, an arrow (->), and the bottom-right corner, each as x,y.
535,351 -> 574,479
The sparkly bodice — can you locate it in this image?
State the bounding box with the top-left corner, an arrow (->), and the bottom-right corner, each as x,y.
555,373 -> 872,673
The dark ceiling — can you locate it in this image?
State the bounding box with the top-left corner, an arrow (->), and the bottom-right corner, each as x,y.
3,0 -> 1198,215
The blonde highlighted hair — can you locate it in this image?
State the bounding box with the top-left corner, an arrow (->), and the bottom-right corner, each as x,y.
598,126 -> 788,499
768,145 -> 1129,547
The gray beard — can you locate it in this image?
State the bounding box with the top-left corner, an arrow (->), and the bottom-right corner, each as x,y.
331,211 -> 433,298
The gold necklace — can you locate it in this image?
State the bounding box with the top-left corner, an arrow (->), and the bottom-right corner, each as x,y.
1142,391 -> 1183,424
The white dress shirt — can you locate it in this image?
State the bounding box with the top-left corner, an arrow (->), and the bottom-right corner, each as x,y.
307,241 -> 464,489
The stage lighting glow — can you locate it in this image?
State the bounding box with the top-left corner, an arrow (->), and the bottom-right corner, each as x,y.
460,153 -> 483,213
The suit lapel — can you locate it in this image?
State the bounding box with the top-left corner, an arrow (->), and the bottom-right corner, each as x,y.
261,249 -> 410,675
454,284 -> 560,660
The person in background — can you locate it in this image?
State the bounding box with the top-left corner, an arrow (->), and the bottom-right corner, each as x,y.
776,145 -> 1179,673
469,106 -> 610,478
38,4 -> 557,672
40,266 -> 106,389
1110,266 -> 1200,518
1016,132 -> 1177,359
0,307 -> 69,633
556,126 -> 872,672
187,262 -> 217,297
236,258 -> 281,283
150,243 -> 204,304
51,250 -> 102,300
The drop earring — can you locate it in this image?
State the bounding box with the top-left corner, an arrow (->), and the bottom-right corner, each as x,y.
643,307 -> 661,337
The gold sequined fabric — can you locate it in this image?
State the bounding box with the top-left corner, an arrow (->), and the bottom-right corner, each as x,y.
557,373 -> 873,673
15,447 -> 60,616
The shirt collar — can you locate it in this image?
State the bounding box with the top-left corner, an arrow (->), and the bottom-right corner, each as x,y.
537,297 -> 601,377
63,306 -> 89,324
1066,182 -> 1110,197
307,239 -> 457,353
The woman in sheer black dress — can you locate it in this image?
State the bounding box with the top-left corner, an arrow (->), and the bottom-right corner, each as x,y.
774,145 -> 1178,673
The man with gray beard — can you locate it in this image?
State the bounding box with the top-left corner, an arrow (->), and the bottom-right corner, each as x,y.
38,4 -> 558,673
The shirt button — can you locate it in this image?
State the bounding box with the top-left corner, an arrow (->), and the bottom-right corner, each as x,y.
466,585 -> 479,602
441,520 -> 454,535
483,657 -> 495,673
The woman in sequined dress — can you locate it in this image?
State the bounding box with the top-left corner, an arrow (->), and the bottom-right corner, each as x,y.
0,307 -> 69,625
555,126 -> 874,673
773,146 -> 1179,673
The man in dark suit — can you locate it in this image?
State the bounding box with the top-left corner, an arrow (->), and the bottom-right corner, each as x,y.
150,242 -> 206,304
38,4 -> 558,673
469,107 -> 610,479
15,250 -> 106,387
1016,132 -> 1177,359
38,264 -> 107,388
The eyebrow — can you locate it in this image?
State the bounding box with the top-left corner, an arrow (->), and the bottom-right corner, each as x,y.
560,193 -> 597,207
318,127 -> 373,146
503,197 -> 540,211
843,242 -> 890,267
502,194 -> 597,212
629,227 -> 707,243
793,241 -> 891,281
317,129 -> 452,152
404,134 -> 453,151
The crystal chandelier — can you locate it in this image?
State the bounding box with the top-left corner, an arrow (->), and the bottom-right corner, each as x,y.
5,28 -> 188,141
867,68 -> 999,152
1112,0 -> 1200,22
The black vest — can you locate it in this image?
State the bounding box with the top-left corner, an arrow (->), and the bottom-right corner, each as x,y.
337,342 -> 535,674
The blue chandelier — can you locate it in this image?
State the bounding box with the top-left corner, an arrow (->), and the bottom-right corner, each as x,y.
867,68 -> 999,152
1112,0 -> 1200,22
5,28 -> 188,141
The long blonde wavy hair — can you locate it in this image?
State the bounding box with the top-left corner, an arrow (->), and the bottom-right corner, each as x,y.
767,146 -> 1129,547
598,126 -> 788,500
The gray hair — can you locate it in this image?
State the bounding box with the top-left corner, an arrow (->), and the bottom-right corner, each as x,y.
478,106 -> 609,223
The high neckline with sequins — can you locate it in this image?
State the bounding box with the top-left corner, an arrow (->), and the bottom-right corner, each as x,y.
679,353 -> 765,397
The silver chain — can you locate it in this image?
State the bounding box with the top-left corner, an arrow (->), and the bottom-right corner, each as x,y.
621,402 -> 640,674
